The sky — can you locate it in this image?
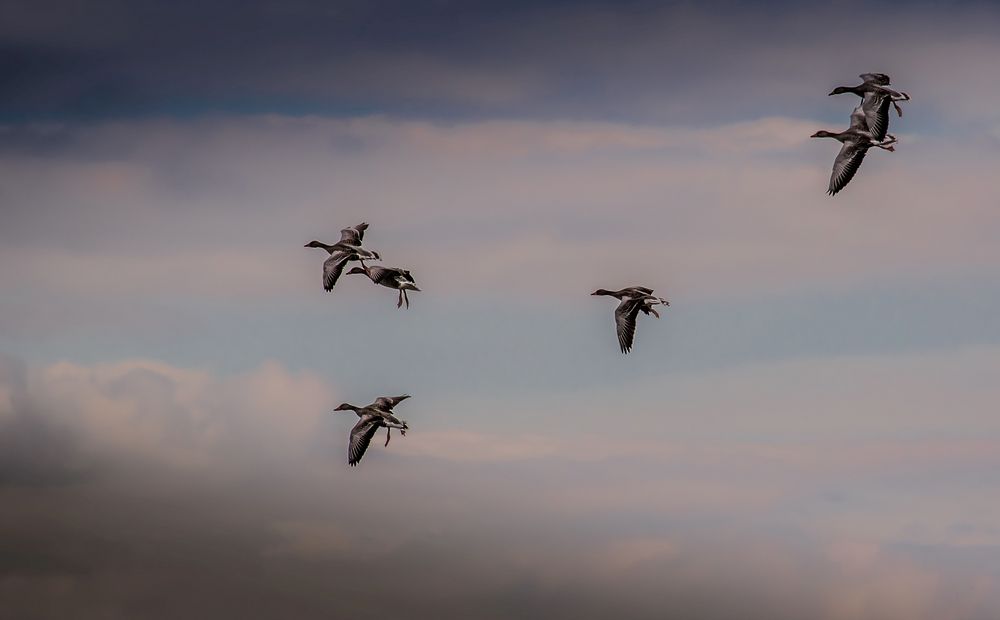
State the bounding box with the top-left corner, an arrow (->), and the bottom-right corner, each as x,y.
3,0 -> 1000,618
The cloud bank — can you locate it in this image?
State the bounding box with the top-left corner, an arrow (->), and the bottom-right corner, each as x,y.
3,353 -> 1000,619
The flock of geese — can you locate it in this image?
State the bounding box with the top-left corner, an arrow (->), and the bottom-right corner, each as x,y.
311,72 -> 911,466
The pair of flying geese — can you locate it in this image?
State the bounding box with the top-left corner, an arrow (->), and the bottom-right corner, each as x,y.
316,72 -> 911,465
812,73 -> 910,195
305,222 -> 420,308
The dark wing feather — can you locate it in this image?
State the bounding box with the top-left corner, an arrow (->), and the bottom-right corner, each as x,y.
860,73 -> 890,85
614,298 -> 643,355
365,265 -> 399,286
861,92 -> 890,141
323,251 -> 352,291
624,286 -> 655,296
348,415 -> 381,466
339,222 -> 368,245
373,395 -> 410,411
828,142 -> 868,196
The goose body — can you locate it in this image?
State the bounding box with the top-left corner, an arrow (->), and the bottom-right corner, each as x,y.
592,287 -> 669,354
347,261 -> 421,308
304,222 -> 382,292
811,105 -> 897,196
334,394 -> 411,466
829,73 -> 910,140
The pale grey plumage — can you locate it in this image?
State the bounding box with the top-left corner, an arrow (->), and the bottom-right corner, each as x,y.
811,107 -> 897,195
305,222 -> 382,292
347,261 -> 421,308
592,287 -> 670,354
830,73 -> 909,141
335,395 -> 412,466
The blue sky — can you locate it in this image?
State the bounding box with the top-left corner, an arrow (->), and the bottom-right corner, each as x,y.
3,1 -> 1000,618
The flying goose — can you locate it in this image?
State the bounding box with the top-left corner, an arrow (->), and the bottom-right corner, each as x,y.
830,73 -> 910,141
304,223 -> 382,291
592,287 -> 669,354
811,105 -> 897,195
334,394 -> 411,466
347,261 -> 421,308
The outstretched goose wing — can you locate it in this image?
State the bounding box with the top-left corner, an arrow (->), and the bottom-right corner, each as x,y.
323,251 -> 353,291
614,298 -> 643,355
349,414 -> 381,466
373,394 -> 411,411
339,222 -> 368,245
860,92 -> 890,141
828,141 -> 868,196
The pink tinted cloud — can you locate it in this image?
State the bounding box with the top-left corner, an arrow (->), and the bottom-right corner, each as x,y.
3,115 -> 999,305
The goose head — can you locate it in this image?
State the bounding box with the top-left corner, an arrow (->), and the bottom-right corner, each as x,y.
828,86 -> 853,96
810,130 -> 836,139
304,240 -> 326,248
591,289 -> 615,296
334,403 -> 357,412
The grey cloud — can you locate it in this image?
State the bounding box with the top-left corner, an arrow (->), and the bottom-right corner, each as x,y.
3,355 -> 1000,618
2,1 -> 1000,127
0,356 -> 95,488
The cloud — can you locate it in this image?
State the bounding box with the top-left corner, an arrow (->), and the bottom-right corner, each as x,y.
3,354 -> 1000,617
2,114 -> 998,328
4,0 -> 1000,131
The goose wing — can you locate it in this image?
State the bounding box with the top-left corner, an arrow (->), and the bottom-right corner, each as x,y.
828,141 -> 868,196
339,222 -> 368,245
365,265 -> 400,286
623,286 -> 654,296
848,104 -> 868,131
861,92 -> 890,141
614,298 -> 643,355
348,414 -> 381,466
373,394 -> 411,411
323,251 -> 353,291
860,73 -> 891,85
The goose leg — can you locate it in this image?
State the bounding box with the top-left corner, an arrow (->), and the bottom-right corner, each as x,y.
875,134 -> 897,151
397,290 -> 403,309
891,93 -> 908,117
404,290 -> 409,308
385,427 -> 391,447
385,422 -> 406,436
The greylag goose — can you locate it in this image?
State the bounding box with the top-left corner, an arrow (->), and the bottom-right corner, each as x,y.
592,287 -> 669,354
346,261 -> 421,308
830,73 -> 910,141
334,394 -> 411,466
811,105 -> 897,195
304,222 -> 382,292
